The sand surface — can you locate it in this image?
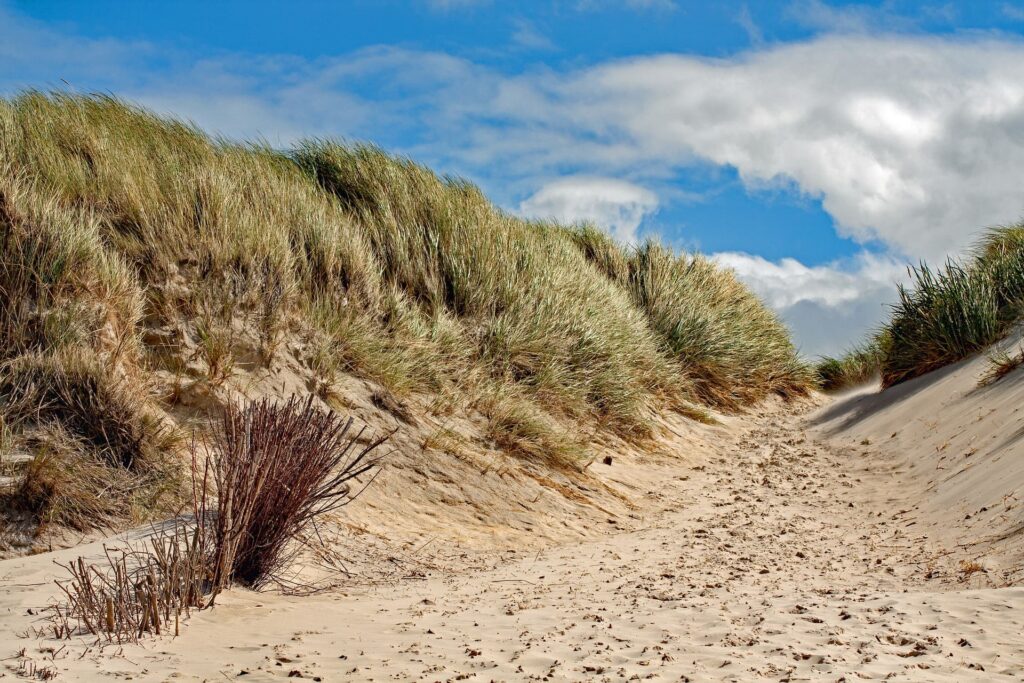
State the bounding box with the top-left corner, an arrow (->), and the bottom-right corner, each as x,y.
3,361 -> 1024,681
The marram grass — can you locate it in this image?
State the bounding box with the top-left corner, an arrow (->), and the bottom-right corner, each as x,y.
814,334 -> 890,392
818,226 -> 1024,390
0,92 -> 810,530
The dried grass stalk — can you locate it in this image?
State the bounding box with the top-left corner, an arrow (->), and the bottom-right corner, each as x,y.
198,395 -> 391,593
49,520 -> 207,644
48,395 -> 391,642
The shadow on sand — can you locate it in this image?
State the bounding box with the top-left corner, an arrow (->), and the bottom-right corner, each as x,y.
808,358 -> 970,436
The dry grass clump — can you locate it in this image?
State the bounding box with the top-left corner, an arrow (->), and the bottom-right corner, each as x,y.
1,351 -> 181,530
978,344 -> 1024,386
15,429 -> 137,530
482,395 -> 588,468
49,523 -> 206,643
0,90 -> 810,514
198,396 -> 390,591
0,351 -> 175,470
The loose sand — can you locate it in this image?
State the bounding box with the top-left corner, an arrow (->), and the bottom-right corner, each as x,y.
3,347 -> 1023,681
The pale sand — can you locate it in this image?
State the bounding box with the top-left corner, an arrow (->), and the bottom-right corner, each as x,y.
3,347 -> 1024,681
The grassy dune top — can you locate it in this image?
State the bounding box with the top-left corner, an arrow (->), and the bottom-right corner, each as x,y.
817,227 -> 1024,390
0,93 -> 809,532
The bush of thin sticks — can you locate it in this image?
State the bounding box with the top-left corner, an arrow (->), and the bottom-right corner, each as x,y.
49,521 -> 207,644
49,395 -> 390,642
198,395 -> 391,592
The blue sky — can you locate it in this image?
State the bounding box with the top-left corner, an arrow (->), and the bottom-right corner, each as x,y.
4,0 -> 1024,355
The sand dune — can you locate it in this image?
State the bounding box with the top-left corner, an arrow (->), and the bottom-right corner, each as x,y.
811,328 -> 1024,586
3,350 -> 1024,681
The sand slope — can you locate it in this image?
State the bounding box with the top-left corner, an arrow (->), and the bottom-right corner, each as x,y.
811,330 -> 1024,585
3,354 -> 1024,681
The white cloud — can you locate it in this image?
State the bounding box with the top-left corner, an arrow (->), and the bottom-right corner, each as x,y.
713,251 -> 909,356
519,177 -> 658,243
475,35 -> 1024,262
713,251 -> 907,310
511,19 -> 557,52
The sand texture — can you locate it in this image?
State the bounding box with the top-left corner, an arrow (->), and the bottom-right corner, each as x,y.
3,348 -> 1024,681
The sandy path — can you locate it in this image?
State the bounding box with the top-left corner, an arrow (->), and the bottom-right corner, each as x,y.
3,405 -> 1023,681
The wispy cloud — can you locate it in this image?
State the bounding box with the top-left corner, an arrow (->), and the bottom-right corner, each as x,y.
785,0 -> 919,33
736,4 -> 765,46
624,0 -> 677,10
510,18 -> 557,52
519,176 -> 658,243
424,0 -> 491,11
1003,3 -> 1024,21
575,0 -> 678,12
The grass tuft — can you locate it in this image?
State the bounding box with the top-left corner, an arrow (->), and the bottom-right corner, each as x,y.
823,225 -> 1024,389
978,345 -> 1024,386
814,334 -> 889,392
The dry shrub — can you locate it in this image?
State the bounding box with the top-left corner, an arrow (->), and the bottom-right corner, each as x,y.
48,396 -> 391,642
49,522 -> 207,644
198,395 -> 391,592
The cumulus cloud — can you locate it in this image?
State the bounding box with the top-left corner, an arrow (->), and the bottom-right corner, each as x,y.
475,35 -> 1024,261
518,177 -> 658,242
714,251 -> 910,356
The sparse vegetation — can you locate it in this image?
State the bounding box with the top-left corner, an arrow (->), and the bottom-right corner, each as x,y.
0,92 -> 810,536
49,522 -> 207,643
979,345 -> 1024,386
49,396 -> 389,643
